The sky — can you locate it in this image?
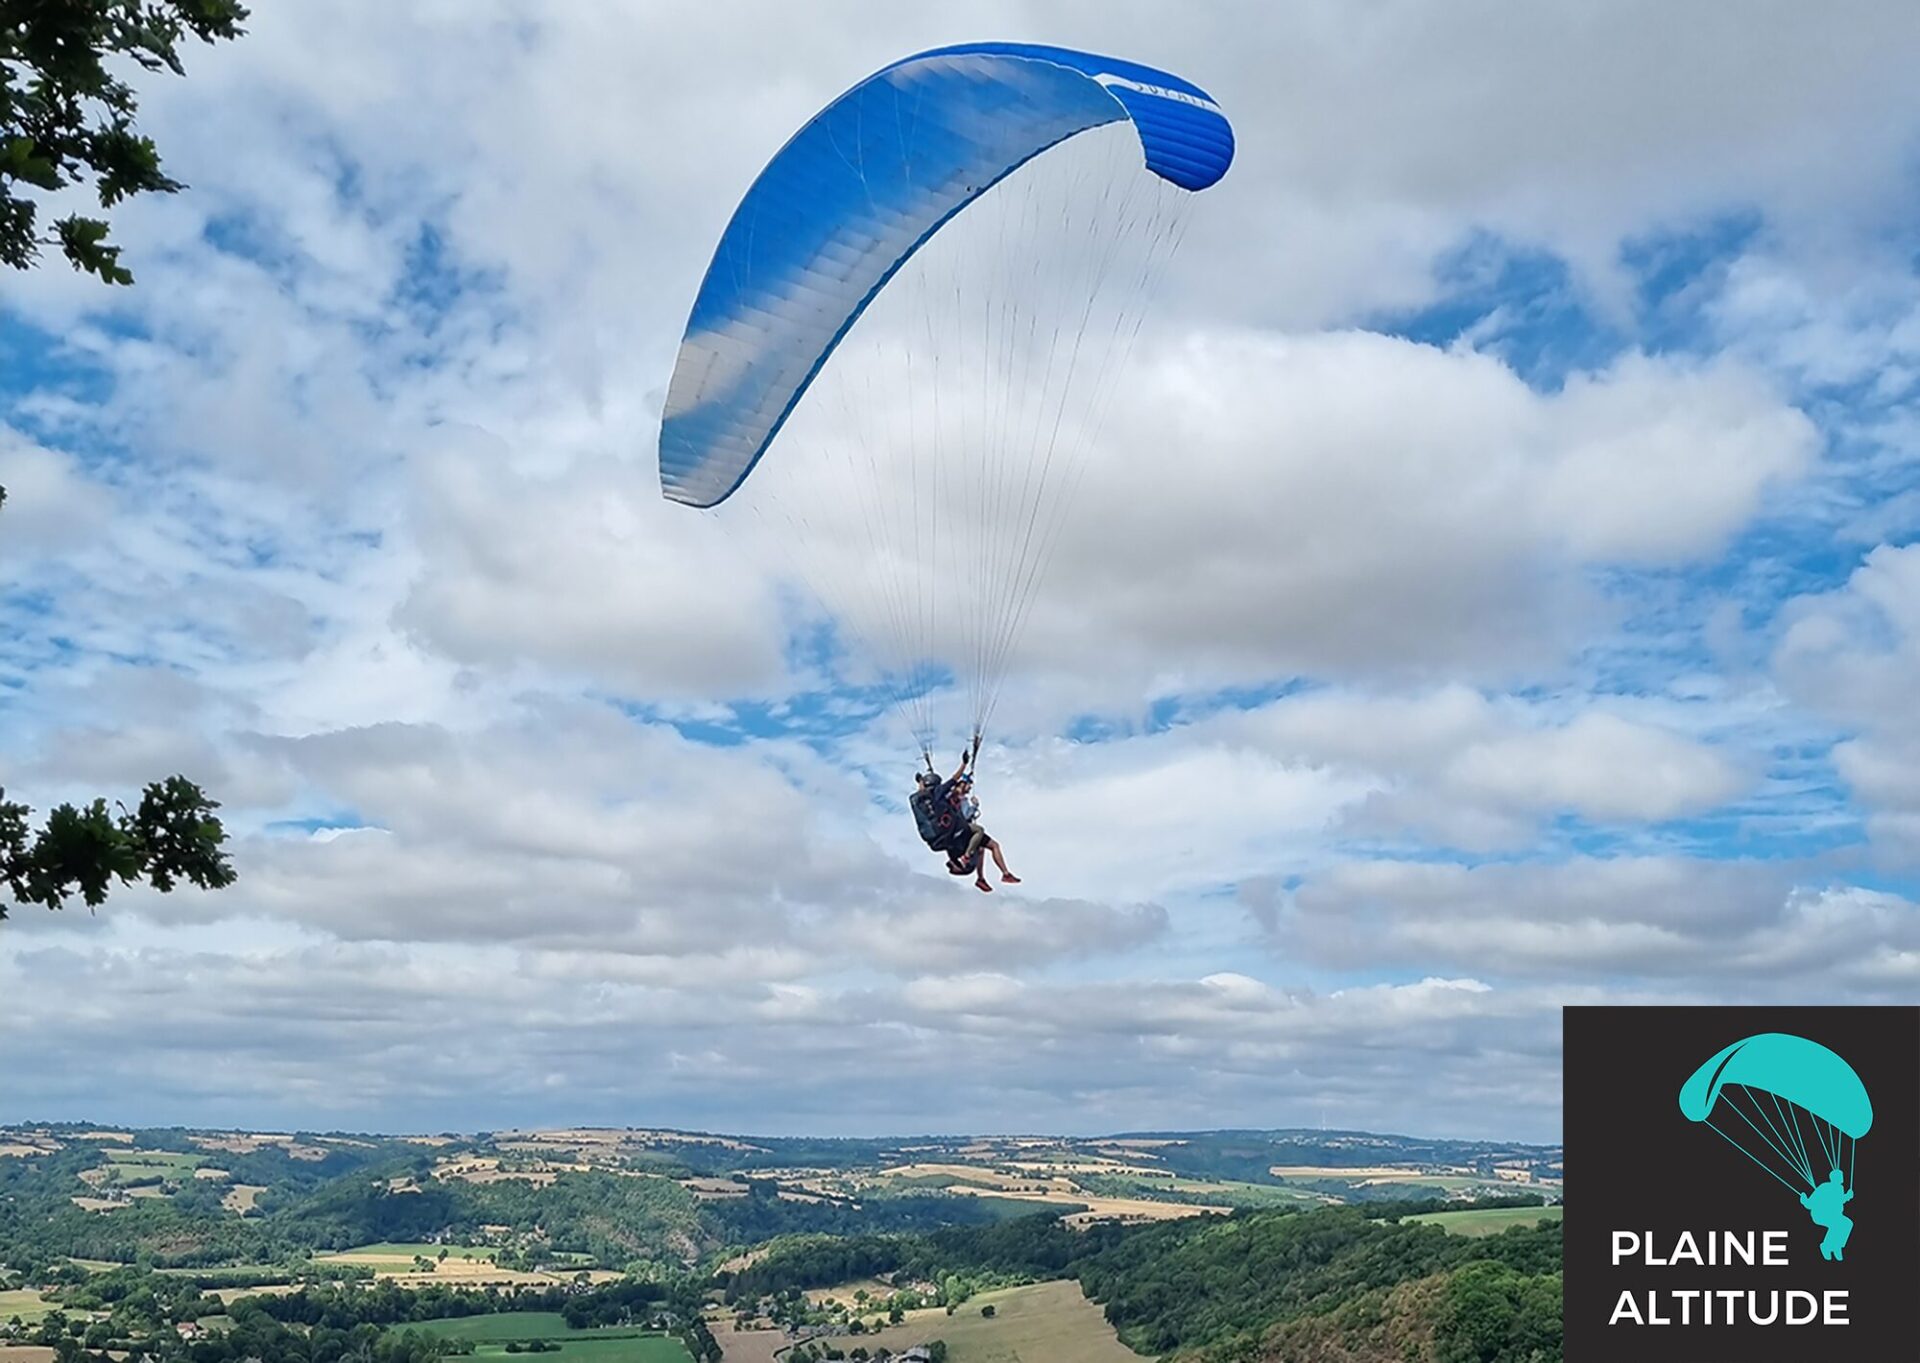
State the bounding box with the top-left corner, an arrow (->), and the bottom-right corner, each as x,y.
3,1 -> 1919,1145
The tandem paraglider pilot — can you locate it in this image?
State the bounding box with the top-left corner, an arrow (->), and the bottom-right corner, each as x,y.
911,754 -> 1020,893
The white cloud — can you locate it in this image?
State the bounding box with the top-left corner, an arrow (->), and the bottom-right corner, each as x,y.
395,438 -> 786,698
4,0 -> 1918,1140
1774,543 -> 1920,863
717,329 -> 1814,721
1276,858 -> 1920,991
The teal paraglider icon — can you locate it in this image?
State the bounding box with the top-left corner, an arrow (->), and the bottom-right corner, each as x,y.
1679,1033 -> 1872,1262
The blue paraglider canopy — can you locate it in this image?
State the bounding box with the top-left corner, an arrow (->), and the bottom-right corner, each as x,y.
659,42 -> 1232,758
659,42 -> 1234,509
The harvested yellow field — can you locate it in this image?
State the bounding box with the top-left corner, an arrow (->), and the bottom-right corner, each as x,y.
943,1184 -> 1228,1224
186,1133 -> 327,1160
368,1264 -> 617,1289
0,1143 -> 54,1158
70,1197 -> 125,1212
709,1320 -> 784,1363
881,1163 -> 1060,1192
628,1130 -> 766,1153
716,1248 -> 770,1275
329,1261 -> 548,1286
212,1284 -> 302,1304
432,1157 -> 572,1187
222,1185 -> 266,1214
1005,1159 -> 1165,1177
497,1129 -> 767,1155
681,1178 -> 749,1200
190,1134 -> 293,1154
0,1347 -> 60,1363
193,1167 -> 232,1182
313,1250 -> 495,1270
872,1160 -> 1225,1226
1271,1165 -> 1430,1180
400,1135 -> 457,1146
802,1279 -> 894,1308
383,1267 -> 542,1286
308,1249 -> 612,1289
75,1133 -> 134,1144
801,1281 -> 1140,1363
1061,1197 -> 1229,1225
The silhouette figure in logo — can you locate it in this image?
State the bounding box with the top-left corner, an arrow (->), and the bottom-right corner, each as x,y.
1799,1167 -> 1855,1261
1680,1032 -> 1871,1263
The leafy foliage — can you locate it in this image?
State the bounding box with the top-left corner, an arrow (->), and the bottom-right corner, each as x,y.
1078,1207 -> 1562,1357
1,0 -> 248,284
722,1204 -> 1561,1362
0,777 -> 237,920
706,1188 -> 1039,1246
1432,1261 -> 1561,1363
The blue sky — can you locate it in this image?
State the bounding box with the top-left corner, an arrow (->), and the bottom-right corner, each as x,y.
3,2 -> 1919,1144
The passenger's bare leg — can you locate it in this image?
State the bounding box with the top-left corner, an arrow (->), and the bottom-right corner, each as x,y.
988,839 -> 1019,883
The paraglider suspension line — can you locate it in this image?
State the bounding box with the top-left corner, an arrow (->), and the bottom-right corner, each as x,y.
1705,1116 -> 1804,1196
1704,1083 -> 1859,1196
1726,1085 -> 1814,1187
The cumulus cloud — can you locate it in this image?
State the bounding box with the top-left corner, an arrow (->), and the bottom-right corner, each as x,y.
0,429 -> 116,553
1034,337 -> 1811,688
1774,544 -> 1920,863
395,437 -> 786,698
1165,687 -> 1748,857
1271,858 -> 1920,993
4,1 -> 1918,1141
0,938 -> 1564,1137
710,328 -> 1815,724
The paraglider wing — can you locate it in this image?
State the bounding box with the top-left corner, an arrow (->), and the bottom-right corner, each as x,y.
658,42 -> 1234,509
1678,1032 -> 1871,1196
1678,1032 -> 1873,1139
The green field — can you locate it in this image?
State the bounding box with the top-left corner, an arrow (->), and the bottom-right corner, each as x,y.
1405,1205 -> 1563,1236
0,1288 -> 55,1324
412,1313 -> 579,1341
404,1314 -> 688,1362
471,1339 -> 689,1363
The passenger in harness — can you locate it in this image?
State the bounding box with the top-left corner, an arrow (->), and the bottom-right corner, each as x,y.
910,756 -> 1020,893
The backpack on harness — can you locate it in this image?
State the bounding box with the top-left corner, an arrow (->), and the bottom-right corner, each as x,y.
911,784 -> 964,853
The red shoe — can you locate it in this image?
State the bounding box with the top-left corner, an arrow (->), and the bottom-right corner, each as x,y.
1001,873 -> 1021,884
975,878 -> 993,893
